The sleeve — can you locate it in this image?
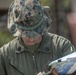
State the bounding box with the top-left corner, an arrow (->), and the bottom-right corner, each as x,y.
59,37 -> 76,56
52,34 -> 76,59
0,48 -> 7,75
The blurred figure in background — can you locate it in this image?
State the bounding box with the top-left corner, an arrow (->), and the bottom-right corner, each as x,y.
66,0 -> 76,48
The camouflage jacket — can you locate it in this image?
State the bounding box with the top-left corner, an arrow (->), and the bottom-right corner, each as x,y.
0,32 -> 75,75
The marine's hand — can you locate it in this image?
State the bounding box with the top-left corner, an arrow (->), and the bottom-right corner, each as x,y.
37,68 -> 58,75
51,68 -> 58,75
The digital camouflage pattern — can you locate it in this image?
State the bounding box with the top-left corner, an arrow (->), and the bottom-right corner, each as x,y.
8,0 -> 52,37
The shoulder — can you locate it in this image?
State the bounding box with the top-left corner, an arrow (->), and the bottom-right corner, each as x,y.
47,32 -> 76,57
0,37 -> 19,58
47,32 -> 70,43
0,37 -> 18,49
47,32 -> 73,49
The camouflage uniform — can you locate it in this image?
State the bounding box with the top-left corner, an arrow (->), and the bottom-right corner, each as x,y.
0,0 -> 76,75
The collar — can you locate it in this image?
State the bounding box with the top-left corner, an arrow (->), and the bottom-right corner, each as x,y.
15,32 -> 52,53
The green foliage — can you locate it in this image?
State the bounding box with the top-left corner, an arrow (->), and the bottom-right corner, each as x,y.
0,31 -> 14,47
41,0 -> 51,6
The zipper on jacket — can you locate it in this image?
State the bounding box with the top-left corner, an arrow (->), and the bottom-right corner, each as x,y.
33,55 -> 37,75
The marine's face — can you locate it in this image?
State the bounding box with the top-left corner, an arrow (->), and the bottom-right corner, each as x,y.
22,34 -> 42,45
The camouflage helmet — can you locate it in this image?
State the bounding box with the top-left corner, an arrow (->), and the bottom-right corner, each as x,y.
8,0 -> 52,37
